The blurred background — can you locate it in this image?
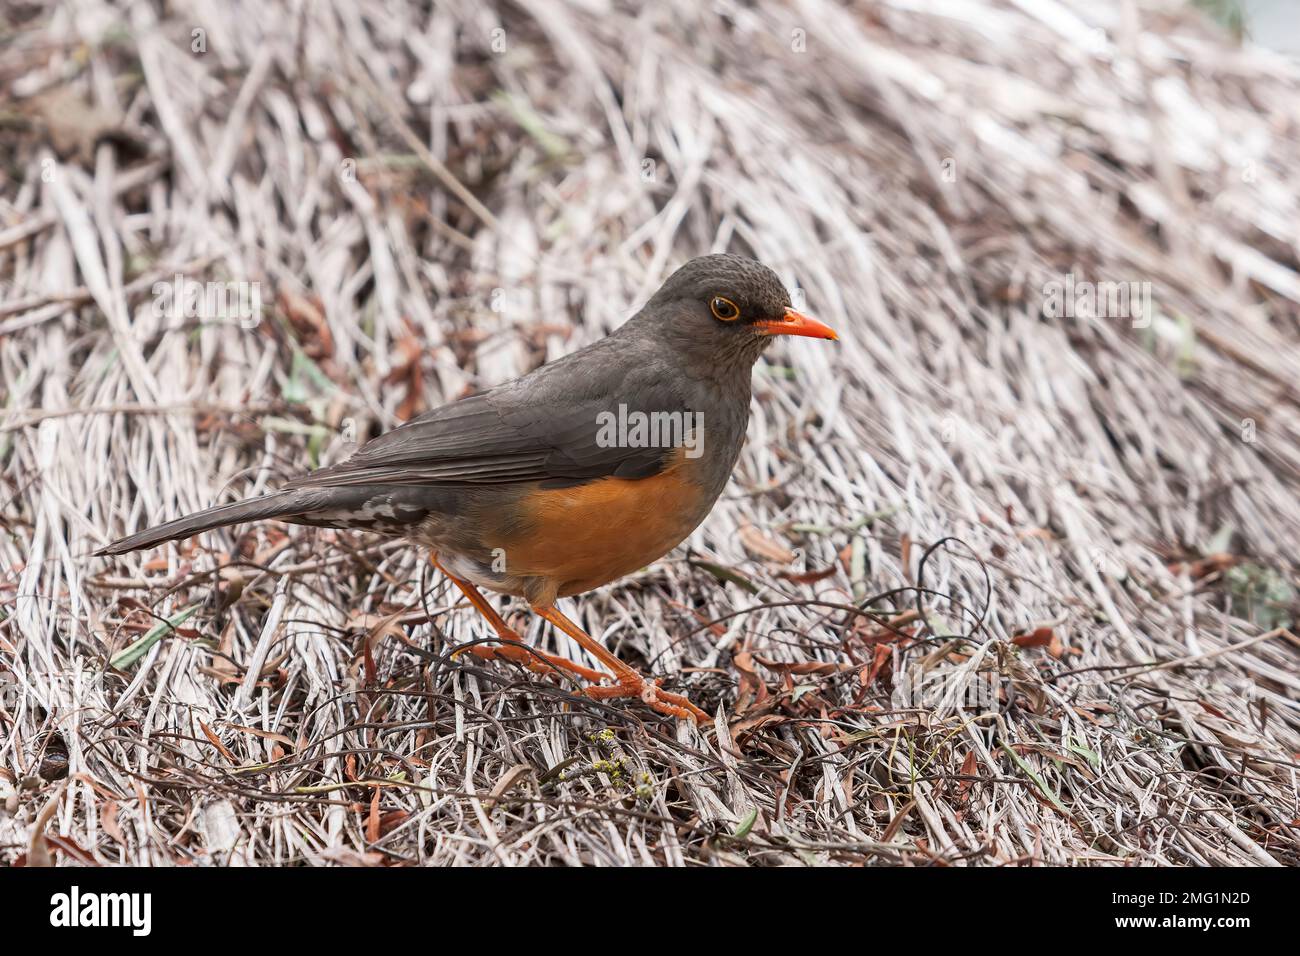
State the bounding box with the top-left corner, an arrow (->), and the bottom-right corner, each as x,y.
0,1 -> 1298,867
1235,1 -> 1299,54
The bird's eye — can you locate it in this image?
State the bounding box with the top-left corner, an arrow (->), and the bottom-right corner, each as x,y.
710,296 -> 740,321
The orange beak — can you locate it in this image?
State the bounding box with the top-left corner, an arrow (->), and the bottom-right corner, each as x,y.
755,307 -> 838,341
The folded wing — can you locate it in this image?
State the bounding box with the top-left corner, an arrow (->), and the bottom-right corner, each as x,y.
285,349 -> 691,491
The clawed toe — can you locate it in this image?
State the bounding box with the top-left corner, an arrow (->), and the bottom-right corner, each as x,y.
584,675 -> 708,723
459,640 -> 607,684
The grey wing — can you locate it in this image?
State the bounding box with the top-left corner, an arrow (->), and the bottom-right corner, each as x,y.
283,354 -> 691,490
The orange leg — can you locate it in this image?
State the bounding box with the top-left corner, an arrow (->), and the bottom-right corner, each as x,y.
431,556 -> 605,684
532,604 -> 709,724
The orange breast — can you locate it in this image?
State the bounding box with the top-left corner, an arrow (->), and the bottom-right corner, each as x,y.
495,454 -> 709,597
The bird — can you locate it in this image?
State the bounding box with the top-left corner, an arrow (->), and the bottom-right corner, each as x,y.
98,254 -> 838,722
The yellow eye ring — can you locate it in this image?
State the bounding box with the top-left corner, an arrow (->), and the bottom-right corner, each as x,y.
710,296 -> 740,321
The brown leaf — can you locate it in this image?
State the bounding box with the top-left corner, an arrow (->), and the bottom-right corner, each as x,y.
199,720 -> 237,764
775,565 -> 838,585
730,712 -> 786,742
1012,627 -> 1054,648
100,800 -> 124,846
367,787 -> 381,844
44,833 -> 98,865
732,650 -> 769,714
24,783 -> 66,868
957,750 -> 979,799
377,810 -> 410,837
278,291 -> 334,358
388,318 -> 428,421
1197,700 -> 1228,719
882,799 -> 917,843
362,636 -> 377,688
752,655 -> 844,676
488,763 -> 534,806
667,599 -> 728,637
228,724 -> 295,748
861,644 -> 892,688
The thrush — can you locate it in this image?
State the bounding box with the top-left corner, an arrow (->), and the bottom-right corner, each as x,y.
98,254 -> 838,722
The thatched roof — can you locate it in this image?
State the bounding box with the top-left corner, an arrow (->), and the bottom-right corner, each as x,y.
1,0 -> 1297,865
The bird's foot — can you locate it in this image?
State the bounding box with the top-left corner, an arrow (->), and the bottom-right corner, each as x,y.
455,637 -> 607,684
529,602 -> 709,724
583,671 -> 709,723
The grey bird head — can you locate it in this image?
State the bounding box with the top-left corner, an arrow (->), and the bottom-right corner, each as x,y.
625,253 -> 837,379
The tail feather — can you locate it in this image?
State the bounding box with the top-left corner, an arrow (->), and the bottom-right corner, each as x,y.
97,490 -> 325,556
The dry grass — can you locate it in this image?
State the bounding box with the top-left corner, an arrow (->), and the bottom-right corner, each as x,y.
2,0 -> 1299,867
